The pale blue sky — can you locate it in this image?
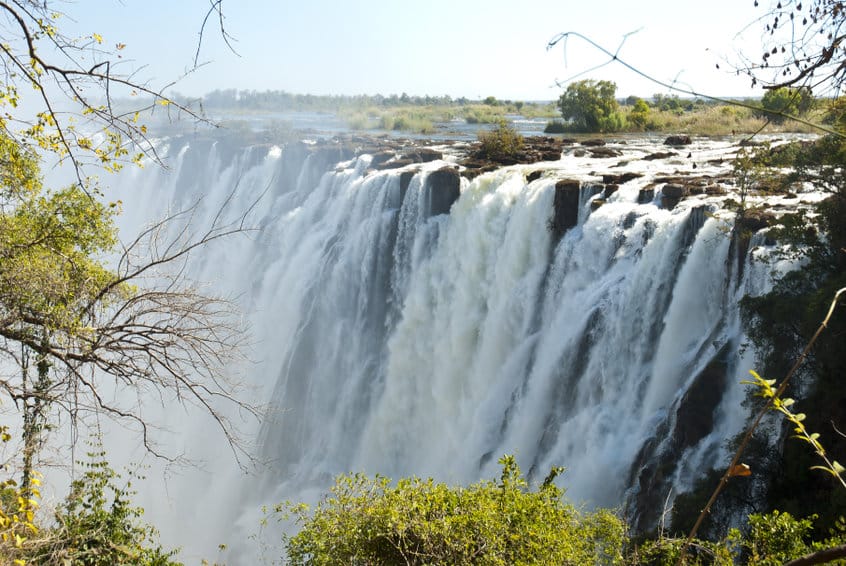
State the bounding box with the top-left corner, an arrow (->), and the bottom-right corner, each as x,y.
65,1 -> 766,100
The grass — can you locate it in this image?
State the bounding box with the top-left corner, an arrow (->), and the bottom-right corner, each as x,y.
340,98 -> 828,137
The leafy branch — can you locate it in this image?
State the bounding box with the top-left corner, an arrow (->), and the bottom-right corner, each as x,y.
744,369 -> 846,487
0,1 -> 232,184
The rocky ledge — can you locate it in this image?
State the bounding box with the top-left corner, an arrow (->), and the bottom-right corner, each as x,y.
288,134 -> 769,230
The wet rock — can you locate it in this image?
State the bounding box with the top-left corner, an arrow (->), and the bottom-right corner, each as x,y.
736,209 -> 776,233
660,183 -> 688,209
664,135 -> 692,146
376,158 -> 415,170
603,185 -> 619,199
464,136 -> 563,169
591,198 -> 607,211
526,170 -> 544,183
461,167 -> 497,180
370,151 -> 395,168
581,139 -> 606,147
403,147 -> 443,163
675,353 -> 729,449
661,183 -> 688,198
550,179 -> 581,240
426,166 -> 461,216
637,188 -> 655,204
602,172 -> 643,185
626,345 -> 731,533
588,147 -> 623,158
311,144 -> 357,168
643,151 -> 678,161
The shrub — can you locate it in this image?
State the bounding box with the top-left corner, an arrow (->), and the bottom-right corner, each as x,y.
477,119 -> 524,160
344,112 -> 372,130
278,455 -> 627,565
544,119 -> 568,133
29,448 -> 181,566
628,98 -> 651,130
463,105 -> 505,124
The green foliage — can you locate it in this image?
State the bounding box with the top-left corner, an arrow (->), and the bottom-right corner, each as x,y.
635,510 -> 846,565
627,98 -> 651,130
543,119 -> 567,133
557,79 -> 625,133
13,447 -> 182,565
652,94 -> 684,112
477,120 -> 524,160
464,105 -> 507,125
636,534 -> 734,565
388,112 -> 435,134
278,455 -> 627,565
757,87 -> 814,123
735,510 -> 815,565
823,96 -> 846,129
0,425 -> 39,566
0,435 -> 183,566
745,369 -> 846,487
0,130 -> 122,335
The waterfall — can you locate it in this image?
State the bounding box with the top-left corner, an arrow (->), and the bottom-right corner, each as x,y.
108,131 -> 786,562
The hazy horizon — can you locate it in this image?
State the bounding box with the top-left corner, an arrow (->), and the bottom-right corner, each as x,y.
63,1 -> 771,102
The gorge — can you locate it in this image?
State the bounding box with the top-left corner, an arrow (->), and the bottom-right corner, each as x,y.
110,129 -> 813,562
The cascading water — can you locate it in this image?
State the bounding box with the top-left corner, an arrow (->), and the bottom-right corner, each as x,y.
108,130 -> 801,563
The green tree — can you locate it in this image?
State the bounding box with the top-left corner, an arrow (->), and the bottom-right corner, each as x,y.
757,87 -> 814,123
278,456 -> 627,565
0,1 -> 230,177
0,131 -> 256,469
0,3 -> 247,563
557,79 -> 625,133
628,97 -> 651,130
0,1 -> 255,476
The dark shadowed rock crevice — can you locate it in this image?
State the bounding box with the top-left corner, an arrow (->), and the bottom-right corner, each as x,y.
549,179 -> 582,242
426,167 -> 461,216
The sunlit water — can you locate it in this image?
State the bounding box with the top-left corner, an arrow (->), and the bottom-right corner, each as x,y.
101,129 -> 812,563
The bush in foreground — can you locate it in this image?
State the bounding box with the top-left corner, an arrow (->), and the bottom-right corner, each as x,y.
0,445 -> 181,566
277,455 -> 627,565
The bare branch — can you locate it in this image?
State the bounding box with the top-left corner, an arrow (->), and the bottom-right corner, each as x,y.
194,0 -> 240,68
0,189 -> 266,467
0,1 -> 231,183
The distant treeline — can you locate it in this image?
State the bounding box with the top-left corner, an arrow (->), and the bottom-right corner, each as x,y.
178,89 -> 547,113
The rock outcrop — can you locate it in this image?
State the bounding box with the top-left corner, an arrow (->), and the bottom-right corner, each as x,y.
550,179 -> 582,241
426,166 -> 461,216
664,135 -> 692,146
